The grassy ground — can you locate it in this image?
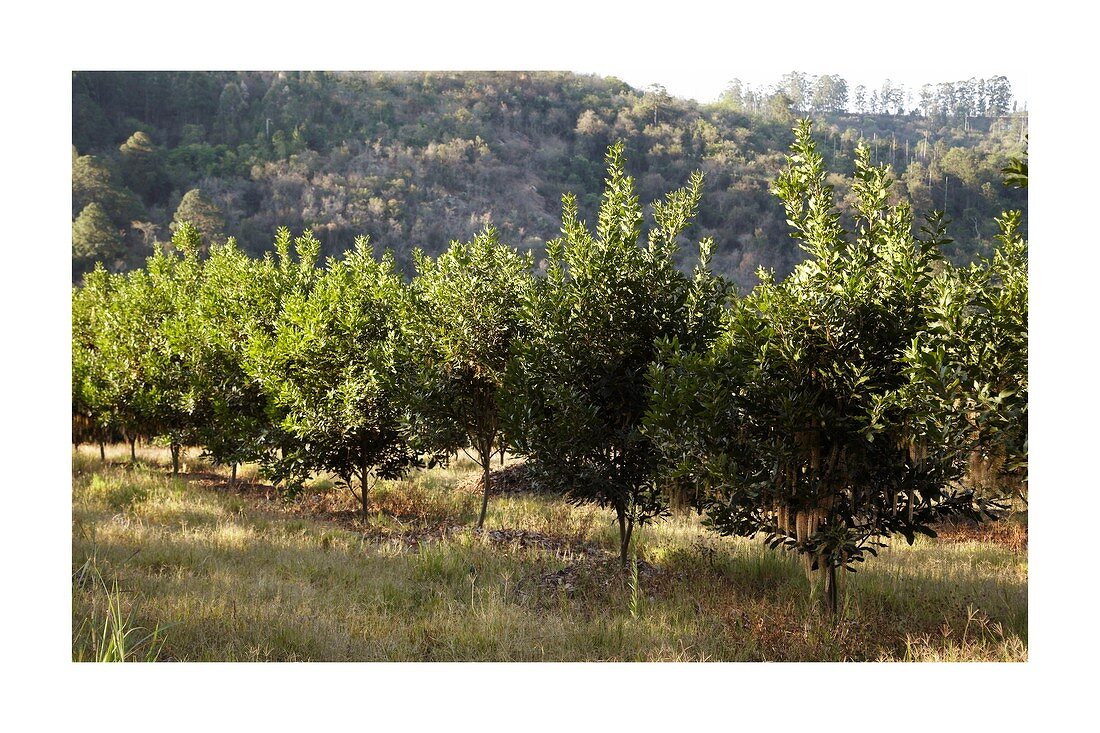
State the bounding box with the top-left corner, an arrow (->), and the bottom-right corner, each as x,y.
71,444 -> 1027,662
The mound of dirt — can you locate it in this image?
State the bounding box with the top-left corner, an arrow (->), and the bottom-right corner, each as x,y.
455,462 -> 561,497
536,557 -> 662,598
482,527 -> 605,558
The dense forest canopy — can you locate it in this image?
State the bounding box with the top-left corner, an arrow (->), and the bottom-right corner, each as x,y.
72,70 -> 1026,289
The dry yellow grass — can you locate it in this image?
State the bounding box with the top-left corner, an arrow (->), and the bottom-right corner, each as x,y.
72,444 -> 1027,661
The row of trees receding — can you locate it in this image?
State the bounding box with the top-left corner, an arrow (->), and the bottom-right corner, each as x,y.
73,122 -> 1027,614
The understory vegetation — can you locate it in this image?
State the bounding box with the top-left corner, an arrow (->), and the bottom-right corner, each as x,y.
72,445 -> 1026,662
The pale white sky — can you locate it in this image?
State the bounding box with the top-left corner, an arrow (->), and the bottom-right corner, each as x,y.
567,3 -> 1030,107
572,4 -> 1026,108
58,1 -> 1031,108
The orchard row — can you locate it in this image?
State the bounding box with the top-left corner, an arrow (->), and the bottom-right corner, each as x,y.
73,122 -> 1027,614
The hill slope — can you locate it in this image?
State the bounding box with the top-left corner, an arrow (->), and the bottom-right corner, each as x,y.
72,71 -> 1027,289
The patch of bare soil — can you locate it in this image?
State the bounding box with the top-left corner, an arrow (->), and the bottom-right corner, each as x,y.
536,556 -> 662,598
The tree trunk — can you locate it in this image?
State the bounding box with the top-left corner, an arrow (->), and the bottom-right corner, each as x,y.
477,452 -> 491,529
230,462 -> 238,487
823,562 -> 838,617
171,443 -> 181,475
802,554 -> 815,584
360,460 -> 370,524
130,437 -> 137,463
616,509 -> 634,567
277,446 -> 284,492
99,440 -> 106,463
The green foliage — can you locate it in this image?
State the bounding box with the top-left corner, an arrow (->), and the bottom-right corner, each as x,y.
74,225 -> 210,470
72,266 -> 118,445
248,236 -> 422,519
1002,135 -> 1028,189
408,227 -> 535,527
68,88 -> 1027,624
924,210 -> 1028,498
72,259 -> 178,456
139,228 -> 208,469
72,202 -> 124,274
186,238 -> 276,473
119,131 -> 169,205
504,141 -> 727,564
646,121 -> 1004,613
976,211 -> 1028,486
71,150 -> 144,225
171,188 -> 226,254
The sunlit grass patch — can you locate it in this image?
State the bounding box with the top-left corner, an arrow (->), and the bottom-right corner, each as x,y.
78,473 -> 150,513
72,443 -> 1026,661
890,604 -> 1028,661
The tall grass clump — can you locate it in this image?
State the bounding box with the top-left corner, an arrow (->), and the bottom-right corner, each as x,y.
72,549 -> 167,662
84,473 -> 150,513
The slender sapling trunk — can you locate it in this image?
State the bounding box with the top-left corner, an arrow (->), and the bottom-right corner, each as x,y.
171,443 -> 181,475
230,462 -> 238,487
359,458 -> 371,524
477,450 -> 491,529
99,440 -> 106,463
616,509 -> 634,567
130,437 -> 137,463
823,563 -> 838,617
276,446 -> 283,491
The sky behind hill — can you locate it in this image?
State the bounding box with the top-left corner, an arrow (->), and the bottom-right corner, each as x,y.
58,1 -> 1032,110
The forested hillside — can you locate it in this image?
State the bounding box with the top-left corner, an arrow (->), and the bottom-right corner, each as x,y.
72,70 -> 1026,289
